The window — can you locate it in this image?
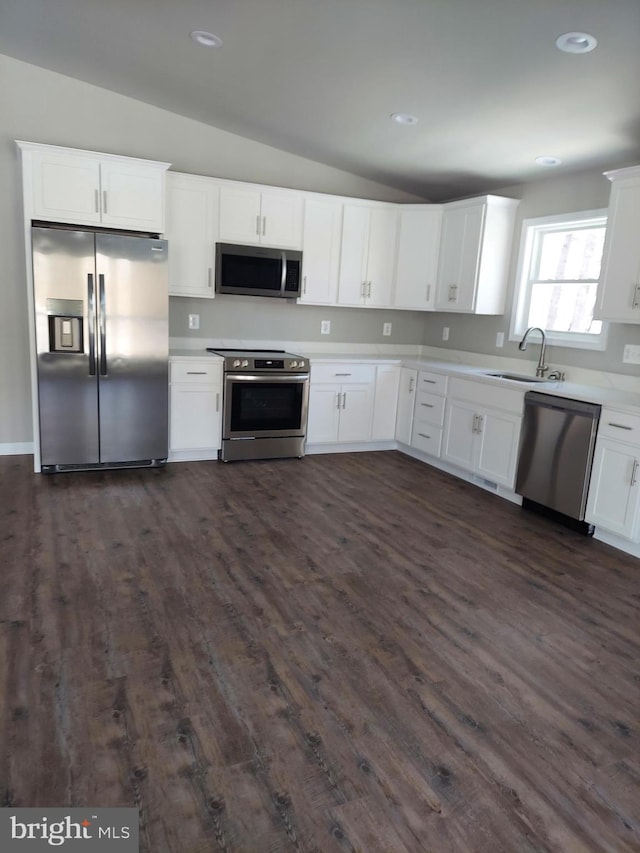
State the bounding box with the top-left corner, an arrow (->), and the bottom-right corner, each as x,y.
511,209 -> 608,350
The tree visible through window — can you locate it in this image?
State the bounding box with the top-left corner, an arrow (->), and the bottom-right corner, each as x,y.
512,210 -> 608,349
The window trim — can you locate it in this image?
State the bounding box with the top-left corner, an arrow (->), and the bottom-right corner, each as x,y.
509,209 -> 608,351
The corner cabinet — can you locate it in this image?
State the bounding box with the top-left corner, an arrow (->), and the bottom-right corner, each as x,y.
596,165 -> 640,323
395,367 -> 418,444
338,203 -> 398,307
165,173 -> 219,298
434,195 -> 519,314
393,206 -> 443,310
169,358 -> 223,462
17,141 -> 170,233
585,408 -> 640,539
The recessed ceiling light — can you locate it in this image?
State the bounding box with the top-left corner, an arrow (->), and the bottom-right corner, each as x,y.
555,32 -> 597,54
390,113 -> 419,126
190,30 -> 222,47
535,155 -> 562,167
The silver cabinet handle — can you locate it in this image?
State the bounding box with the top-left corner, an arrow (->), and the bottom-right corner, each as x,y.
421,402 -> 434,408
208,267 -> 213,290
262,216 -> 266,236
367,281 -> 372,298
426,283 -> 431,302
472,414 -> 478,433
94,189 -> 100,214
476,414 -> 483,434
408,377 -> 415,393
102,190 -> 108,215
342,392 -> 347,409
360,281 -> 366,297
336,392 -> 341,410
186,371 -> 207,375
256,215 -> 261,236
608,422 -> 633,430
303,275 -> 307,295
334,373 -> 352,376
216,392 -> 220,413
632,459 -> 639,486
418,432 -> 431,439
632,284 -> 640,309
422,379 -> 437,384
448,284 -> 457,302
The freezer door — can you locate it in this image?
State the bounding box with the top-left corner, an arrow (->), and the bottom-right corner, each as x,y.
95,234 -> 168,463
32,227 -> 100,466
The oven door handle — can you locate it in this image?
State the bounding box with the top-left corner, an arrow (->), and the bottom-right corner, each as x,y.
225,373 -> 310,383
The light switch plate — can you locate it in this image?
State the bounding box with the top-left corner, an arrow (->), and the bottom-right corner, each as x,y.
383,322 -> 392,336
188,313 -> 200,330
321,320 -> 331,335
442,327 -> 450,341
496,332 -> 504,348
623,344 -> 640,364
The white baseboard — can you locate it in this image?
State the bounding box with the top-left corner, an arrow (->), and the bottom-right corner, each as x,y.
305,440 -> 397,455
0,442 -> 34,456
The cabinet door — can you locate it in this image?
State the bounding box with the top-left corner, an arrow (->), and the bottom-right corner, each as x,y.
166,175 -> 218,298
394,207 -> 442,310
366,206 -> 398,307
586,439 -> 640,538
474,409 -> 521,487
339,383 -> 374,442
29,149 -> 101,224
300,198 -> 342,304
597,178 -> 640,322
100,160 -> 165,232
395,368 -> 417,444
372,364 -> 401,440
307,384 -> 341,443
218,186 -> 263,243
260,192 -> 303,248
170,384 -> 221,451
338,205 -> 369,305
442,399 -> 477,470
436,202 -> 484,311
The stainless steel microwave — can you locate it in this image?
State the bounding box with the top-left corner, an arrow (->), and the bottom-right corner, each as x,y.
215,243 -> 302,298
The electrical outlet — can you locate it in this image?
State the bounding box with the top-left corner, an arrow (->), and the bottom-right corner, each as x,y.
442,326 -> 450,341
623,344 -> 640,364
321,320 -> 331,335
188,313 -> 200,330
383,322 -> 392,336
496,332 -> 504,348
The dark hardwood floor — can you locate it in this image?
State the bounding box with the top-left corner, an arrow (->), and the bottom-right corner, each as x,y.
1,451 -> 639,852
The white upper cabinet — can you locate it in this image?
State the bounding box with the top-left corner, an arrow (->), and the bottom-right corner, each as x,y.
393,206 -> 443,310
596,165 -> 640,323
218,183 -> 303,248
17,141 -> 170,232
435,195 -> 519,314
165,172 -> 219,299
299,196 -> 343,304
338,203 -> 398,307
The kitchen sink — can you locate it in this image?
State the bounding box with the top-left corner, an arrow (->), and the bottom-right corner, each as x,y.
483,371 -> 548,383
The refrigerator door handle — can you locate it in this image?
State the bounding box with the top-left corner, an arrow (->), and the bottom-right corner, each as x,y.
98,273 -> 107,375
87,273 -> 97,376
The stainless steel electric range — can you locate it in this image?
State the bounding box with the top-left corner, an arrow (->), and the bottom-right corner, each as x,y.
207,348 -> 310,462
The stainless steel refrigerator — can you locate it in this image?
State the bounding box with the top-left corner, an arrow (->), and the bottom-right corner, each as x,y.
32,226 -> 169,472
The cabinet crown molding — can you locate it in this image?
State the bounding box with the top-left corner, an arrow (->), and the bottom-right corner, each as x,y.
16,140 -> 171,171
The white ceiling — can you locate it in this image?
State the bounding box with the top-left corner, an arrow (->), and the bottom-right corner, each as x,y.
2,0 -> 639,201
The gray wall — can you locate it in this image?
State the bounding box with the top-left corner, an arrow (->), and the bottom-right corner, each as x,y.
0,53 -> 425,446
424,170 -> 640,375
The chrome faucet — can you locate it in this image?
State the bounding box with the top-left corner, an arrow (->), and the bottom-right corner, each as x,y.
519,326 -> 548,377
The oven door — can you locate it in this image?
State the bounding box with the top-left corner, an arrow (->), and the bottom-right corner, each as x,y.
223,373 -> 310,439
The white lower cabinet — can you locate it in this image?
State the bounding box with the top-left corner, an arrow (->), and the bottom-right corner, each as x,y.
586,409 -> 640,539
442,378 -> 523,488
169,359 -> 223,461
410,370 -> 448,457
371,364 -> 401,440
307,363 -> 376,444
395,368 -> 417,445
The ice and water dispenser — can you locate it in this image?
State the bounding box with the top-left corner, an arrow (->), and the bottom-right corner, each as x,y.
46,298 -> 84,353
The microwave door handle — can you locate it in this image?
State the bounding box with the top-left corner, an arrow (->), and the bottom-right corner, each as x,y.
280,251 -> 287,295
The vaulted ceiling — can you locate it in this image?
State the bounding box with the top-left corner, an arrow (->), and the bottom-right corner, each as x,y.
1,0 -> 639,200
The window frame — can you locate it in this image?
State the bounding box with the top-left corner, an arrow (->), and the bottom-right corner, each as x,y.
509,209 -> 608,351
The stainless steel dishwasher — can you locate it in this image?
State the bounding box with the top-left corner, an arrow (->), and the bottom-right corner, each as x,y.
516,392 -> 601,533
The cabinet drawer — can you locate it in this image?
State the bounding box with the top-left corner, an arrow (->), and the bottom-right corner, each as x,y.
311,363 -> 376,384
414,391 -> 446,425
170,361 -> 221,384
417,370 -> 448,394
412,423 -> 443,457
598,409 -> 640,443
